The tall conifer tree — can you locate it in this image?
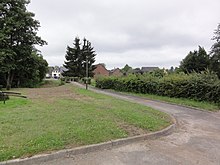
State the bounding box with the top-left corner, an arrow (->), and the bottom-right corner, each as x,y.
63,37 -> 96,78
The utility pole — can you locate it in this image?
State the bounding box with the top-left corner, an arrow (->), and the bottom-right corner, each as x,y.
85,39 -> 89,90
86,54 -> 88,90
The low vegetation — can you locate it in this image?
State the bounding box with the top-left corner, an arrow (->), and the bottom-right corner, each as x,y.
124,92 -> 219,111
95,71 -> 220,110
0,84 -> 171,162
39,79 -> 65,88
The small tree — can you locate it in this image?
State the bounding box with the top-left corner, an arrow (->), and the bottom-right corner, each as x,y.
121,64 -> 133,75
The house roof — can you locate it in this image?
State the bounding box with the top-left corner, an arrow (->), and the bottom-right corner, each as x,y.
141,67 -> 159,72
48,66 -> 67,74
59,66 -> 67,73
110,68 -> 121,73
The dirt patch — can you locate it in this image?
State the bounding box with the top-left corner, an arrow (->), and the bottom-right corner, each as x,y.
26,85 -> 92,104
117,122 -> 148,136
26,85 -> 149,136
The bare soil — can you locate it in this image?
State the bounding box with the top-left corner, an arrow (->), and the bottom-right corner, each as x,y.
26,85 -> 147,136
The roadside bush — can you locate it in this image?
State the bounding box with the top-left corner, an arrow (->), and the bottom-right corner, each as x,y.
81,77 -> 92,84
95,72 -> 220,104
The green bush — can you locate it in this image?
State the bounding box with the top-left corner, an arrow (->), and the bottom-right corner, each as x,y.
95,72 -> 220,104
82,77 -> 91,84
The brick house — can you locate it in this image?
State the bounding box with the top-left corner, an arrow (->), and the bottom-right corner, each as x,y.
110,68 -> 123,77
93,64 -> 110,78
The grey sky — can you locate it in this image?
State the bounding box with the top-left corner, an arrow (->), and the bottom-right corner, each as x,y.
28,0 -> 220,69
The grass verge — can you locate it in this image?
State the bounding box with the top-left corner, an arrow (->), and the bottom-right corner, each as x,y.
119,92 -> 219,112
0,84 -> 171,162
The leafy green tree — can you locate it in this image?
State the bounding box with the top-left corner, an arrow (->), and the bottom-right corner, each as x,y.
121,64 -> 133,75
180,46 -> 210,73
15,51 -> 48,87
210,23 -> 220,78
146,68 -> 167,78
0,0 -> 47,89
63,37 -> 96,78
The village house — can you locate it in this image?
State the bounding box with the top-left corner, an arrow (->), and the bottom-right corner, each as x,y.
110,68 -> 123,77
132,67 -> 159,74
48,64 -> 159,79
93,64 -> 110,78
46,66 -> 67,79
141,67 -> 159,73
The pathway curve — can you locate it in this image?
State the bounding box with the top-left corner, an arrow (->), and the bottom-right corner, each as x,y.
39,83 -> 220,165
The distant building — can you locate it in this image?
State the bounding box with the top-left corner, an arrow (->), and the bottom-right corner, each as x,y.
93,64 -> 110,78
110,68 -> 123,77
132,68 -> 142,74
132,67 -> 159,74
46,66 -> 67,79
141,67 -> 159,73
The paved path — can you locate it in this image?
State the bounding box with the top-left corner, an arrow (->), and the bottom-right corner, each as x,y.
38,83 -> 220,165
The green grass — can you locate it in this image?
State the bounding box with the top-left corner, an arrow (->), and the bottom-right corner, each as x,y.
0,84 -> 171,161
38,79 -> 63,88
122,92 -> 219,112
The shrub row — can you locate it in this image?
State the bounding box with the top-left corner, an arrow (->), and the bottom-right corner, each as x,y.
62,77 -> 91,84
95,73 -> 220,104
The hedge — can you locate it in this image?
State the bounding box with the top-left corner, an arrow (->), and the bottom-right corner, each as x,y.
95,73 -> 220,104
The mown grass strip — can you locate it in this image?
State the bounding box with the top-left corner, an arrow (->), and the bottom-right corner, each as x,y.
119,91 -> 219,112
0,84 -> 171,161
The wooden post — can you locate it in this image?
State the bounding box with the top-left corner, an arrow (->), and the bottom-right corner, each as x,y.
85,41 -> 89,90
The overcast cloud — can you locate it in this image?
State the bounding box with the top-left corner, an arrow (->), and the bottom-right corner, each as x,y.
28,0 -> 220,69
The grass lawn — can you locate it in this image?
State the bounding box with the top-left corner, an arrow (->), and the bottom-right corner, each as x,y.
0,84 -> 171,162
124,92 -> 219,112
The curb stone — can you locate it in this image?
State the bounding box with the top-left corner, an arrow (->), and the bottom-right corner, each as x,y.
0,116 -> 176,165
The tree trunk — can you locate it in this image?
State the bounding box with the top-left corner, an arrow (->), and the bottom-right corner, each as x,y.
6,71 -> 14,90
6,72 -> 11,90
17,79 -> 20,88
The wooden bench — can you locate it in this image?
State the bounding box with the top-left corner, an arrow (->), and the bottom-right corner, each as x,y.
0,91 -> 27,104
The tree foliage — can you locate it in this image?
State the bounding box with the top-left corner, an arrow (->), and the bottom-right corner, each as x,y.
63,37 -> 96,78
121,64 -> 133,75
0,0 -> 47,89
180,46 -> 210,73
210,23 -> 220,78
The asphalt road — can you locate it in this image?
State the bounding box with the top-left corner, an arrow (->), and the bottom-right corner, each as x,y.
37,84 -> 220,165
